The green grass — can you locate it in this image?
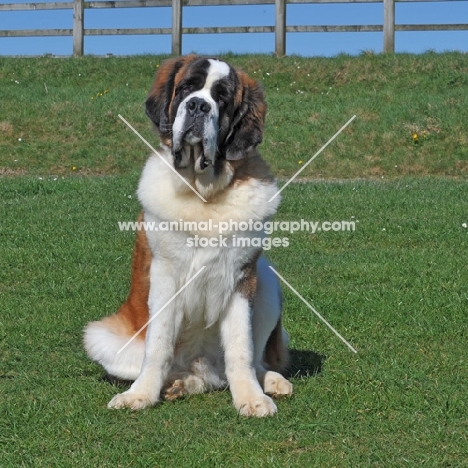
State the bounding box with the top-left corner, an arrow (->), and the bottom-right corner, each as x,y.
1,176 -> 467,466
1,52 -> 468,465
1,52 -> 468,178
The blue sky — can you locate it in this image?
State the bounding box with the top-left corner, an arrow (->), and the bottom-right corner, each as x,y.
0,1 -> 467,57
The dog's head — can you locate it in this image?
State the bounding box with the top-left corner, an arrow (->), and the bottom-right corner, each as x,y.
145,55 -> 267,174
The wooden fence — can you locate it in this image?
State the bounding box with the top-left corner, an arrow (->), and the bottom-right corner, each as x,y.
0,0 -> 467,57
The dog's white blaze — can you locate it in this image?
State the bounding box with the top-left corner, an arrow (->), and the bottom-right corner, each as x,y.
205,59 -> 230,90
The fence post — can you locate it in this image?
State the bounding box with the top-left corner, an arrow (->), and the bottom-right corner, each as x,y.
172,0 -> 182,56
383,0 -> 395,53
275,0 -> 286,56
73,0 -> 84,56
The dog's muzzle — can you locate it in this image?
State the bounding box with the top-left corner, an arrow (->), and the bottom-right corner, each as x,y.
172,95 -> 219,172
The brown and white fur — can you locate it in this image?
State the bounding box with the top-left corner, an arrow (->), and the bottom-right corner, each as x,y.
83,55 -> 292,417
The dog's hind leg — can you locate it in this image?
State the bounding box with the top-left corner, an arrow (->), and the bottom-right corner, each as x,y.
163,357 -> 227,400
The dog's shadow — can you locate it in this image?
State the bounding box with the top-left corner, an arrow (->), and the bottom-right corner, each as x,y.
285,349 -> 326,379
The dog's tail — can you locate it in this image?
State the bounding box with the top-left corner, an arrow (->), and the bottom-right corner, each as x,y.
84,218 -> 151,381
264,317 -> 290,374
83,310 -> 146,381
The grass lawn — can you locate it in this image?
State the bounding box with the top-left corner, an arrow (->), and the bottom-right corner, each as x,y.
1,53 -> 467,466
1,175 -> 467,466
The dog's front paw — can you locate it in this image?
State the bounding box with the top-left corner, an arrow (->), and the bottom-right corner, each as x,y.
107,391 -> 158,410
236,394 -> 277,417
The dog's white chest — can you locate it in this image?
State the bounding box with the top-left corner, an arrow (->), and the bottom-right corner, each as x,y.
148,227 -> 256,327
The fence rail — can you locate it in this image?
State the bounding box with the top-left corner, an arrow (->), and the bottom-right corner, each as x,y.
0,0 -> 467,57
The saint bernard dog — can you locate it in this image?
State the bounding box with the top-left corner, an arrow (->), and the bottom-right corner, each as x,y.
84,55 -> 293,417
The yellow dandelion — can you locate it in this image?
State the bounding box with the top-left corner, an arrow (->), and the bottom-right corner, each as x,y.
412,133 -> 419,142
298,160 -> 303,165
72,166 -> 77,171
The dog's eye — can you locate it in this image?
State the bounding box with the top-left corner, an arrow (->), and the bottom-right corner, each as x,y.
218,96 -> 227,108
180,85 -> 192,97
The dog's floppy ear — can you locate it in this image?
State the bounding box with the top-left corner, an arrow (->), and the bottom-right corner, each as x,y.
224,73 -> 267,161
145,55 -> 198,138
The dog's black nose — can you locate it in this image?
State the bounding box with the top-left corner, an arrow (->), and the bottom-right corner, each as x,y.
186,97 -> 211,117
